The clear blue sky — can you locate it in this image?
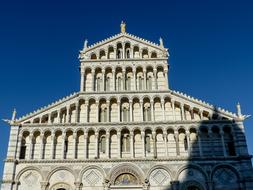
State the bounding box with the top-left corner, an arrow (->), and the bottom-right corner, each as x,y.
0,0 -> 253,180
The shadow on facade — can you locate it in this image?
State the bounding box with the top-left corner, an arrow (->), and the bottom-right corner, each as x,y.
160,107 -> 253,190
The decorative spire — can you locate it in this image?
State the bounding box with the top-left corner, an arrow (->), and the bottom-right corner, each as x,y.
120,21 -> 126,33
11,108 -> 16,121
83,39 -> 88,50
237,102 -> 242,118
159,37 -> 164,48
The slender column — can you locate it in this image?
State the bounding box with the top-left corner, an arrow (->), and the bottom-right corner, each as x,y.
66,106 -> 70,123
174,131 -> 180,156
190,109 -> 194,120
129,100 -> 133,122
153,69 -> 158,90
28,134 -> 33,159
151,100 -> 154,121
57,110 -> 61,123
133,68 -> 136,90
91,69 -> 95,91
171,100 -> 175,121
106,100 -> 110,122
96,101 -> 99,122
163,132 -> 168,157
75,102 -> 79,123
51,133 -> 55,159
161,100 -> 165,120
74,182 -> 81,190
140,101 -> 144,121
40,181 -> 48,190
16,135 -> 22,159
199,110 -> 203,120
62,132 -> 66,159
143,69 -> 147,90
40,133 -> 44,159
130,131 -> 134,158
95,132 -> 99,158
141,131 -> 145,157
73,132 -> 77,159
197,131 -> 203,157
186,131 -> 191,156
181,104 -> 185,120
84,132 -> 87,159
84,103 -> 88,123
152,131 -> 157,158
112,69 -> 116,91
164,69 -> 169,89
117,131 -> 121,158
220,131 -> 227,157
48,113 -> 51,124
102,69 -> 105,91
117,100 -> 121,122
80,69 -> 85,92
106,131 -> 110,158
122,69 -> 126,90
122,43 -> 125,59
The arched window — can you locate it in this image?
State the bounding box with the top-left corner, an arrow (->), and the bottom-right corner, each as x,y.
20,139 -> 27,159
144,107 -> 151,121
122,134 -> 130,152
145,135 -> 151,153
126,49 -> 130,58
147,76 -> 152,90
126,77 -> 131,90
99,136 -> 106,153
122,107 -> 129,122
96,77 -> 102,91
118,77 -> 122,91
106,77 -> 110,91
138,76 -> 143,90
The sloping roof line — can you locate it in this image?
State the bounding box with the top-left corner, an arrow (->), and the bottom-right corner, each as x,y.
16,90 -> 237,123
82,32 -> 166,53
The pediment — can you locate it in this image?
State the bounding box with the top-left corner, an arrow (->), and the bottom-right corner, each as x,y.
79,32 -> 168,60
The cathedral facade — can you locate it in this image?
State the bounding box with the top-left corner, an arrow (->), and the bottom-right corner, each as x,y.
1,23 -> 253,190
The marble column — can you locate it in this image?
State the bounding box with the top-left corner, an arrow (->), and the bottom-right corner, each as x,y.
154,69 -> 158,90
174,132 -> 180,156
133,68 -> 136,90
75,102 -> 79,123
28,134 -> 33,160
95,132 -> 99,158
102,69 -> 105,91
141,131 -> 145,158
152,131 -> 157,158
181,104 -> 185,120
143,69 -> 147,90
171,100 -> 175,121
220,131 -> 227,157
91,69 -> 95,91
118,101 -> 121,122
57,110 -> 61,123
164,132 -> 168,157
73,132 -> 77,159
84,132 -> 87,159
130,131 -> 134,158
140,101 -> 144,121
197,131 -> 203,157
62,132 -> 66,159
129,100 -> 133,122
161,100 -> 165,121
151,100 -> 154,121
51,133 -> 55,159
164,69 -> 169,89
112,69 -> 116,91
106,100 -> 110,122
96,101 -> 99,122
40,133 -> 44,159
66,106 -> 70,123
122,69 -> 126,91
106,131 -> 110,158
80,69 -> 85,92
186,131 -> 191,156
117,131 -> 121,158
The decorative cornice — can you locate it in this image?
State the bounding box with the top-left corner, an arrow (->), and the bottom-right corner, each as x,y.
16,155 -> 252,164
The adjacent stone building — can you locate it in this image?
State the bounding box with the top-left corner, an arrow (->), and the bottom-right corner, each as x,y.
1,23 -> 253,190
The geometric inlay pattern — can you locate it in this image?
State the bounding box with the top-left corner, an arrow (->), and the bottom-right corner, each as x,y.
85,170 -> 100,186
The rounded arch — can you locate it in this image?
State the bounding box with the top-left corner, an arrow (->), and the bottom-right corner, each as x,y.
146,165 -> 173,180
15,166 -> 44,181
46,166 -> 77,182
211,164 -> 241,180
109,163 -> 145,185
78,165 -> 107,181
175,164 -> 208,182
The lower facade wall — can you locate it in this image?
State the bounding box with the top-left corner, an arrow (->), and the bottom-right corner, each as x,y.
1,160 -> 253,190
